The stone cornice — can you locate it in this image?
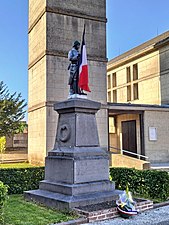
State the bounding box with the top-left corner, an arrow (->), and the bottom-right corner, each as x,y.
28,101 -> 108,113
46,6 -> 107,23
107,31 -> 169,72
107,46 -> 155,72
29,6 -> 107,34
29,8 -> 46,34
28,51 -> 46,70
28,101 -> 56,113
28,50 -> 107,70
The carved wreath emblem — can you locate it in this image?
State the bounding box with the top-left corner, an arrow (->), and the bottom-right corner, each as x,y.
58,124 -> 71,142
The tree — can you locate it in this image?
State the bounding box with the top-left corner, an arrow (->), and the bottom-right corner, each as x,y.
0,81 -> 27,137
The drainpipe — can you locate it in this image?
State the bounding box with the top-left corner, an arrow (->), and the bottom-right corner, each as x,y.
139,112 -> 145,159
120,132 -> 123,155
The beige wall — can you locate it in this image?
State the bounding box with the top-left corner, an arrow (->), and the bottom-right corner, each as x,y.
29,3 -> 46,66
107,40 -> 169,164
109,114 -> 141,154
144,110 -> 169,163
110,154 -> 150,170
107,51 -> 161,105
29,0 -> 46,29
159,46 -> 169,104
28,58 -> 46,109
28,107 -> 47,165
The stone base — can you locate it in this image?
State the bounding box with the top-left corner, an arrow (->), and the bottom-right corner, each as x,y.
25,99 -> 115,210
45,147 -> 110,184
24,188 -> 121,210
24,146 -> 118,210
68,94 -> 87,99
39,180 -> 115,196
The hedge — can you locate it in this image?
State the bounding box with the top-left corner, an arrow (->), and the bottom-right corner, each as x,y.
0,181 -> 8,224
110,167 -> 169,201
0,167 -> 44,194
0,166 -> 169,201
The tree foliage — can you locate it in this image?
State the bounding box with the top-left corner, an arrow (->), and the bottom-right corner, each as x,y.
0,81 -> 27,137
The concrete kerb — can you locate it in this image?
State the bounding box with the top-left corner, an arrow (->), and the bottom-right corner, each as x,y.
54,217 -> 88,225
153,200 -> 169,209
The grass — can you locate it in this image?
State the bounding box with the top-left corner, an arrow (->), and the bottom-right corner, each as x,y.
4,195 -> 78,225
0,163 -> 41,169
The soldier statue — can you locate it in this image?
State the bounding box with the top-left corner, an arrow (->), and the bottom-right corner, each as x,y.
68,40 -> 81,96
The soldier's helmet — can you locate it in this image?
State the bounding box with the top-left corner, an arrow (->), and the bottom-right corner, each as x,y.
73,40 -> 80,47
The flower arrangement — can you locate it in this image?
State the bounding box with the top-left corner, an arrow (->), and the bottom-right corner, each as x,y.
116,185 -> 138,218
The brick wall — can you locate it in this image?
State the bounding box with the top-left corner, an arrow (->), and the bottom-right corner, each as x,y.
75,199 -> 153,223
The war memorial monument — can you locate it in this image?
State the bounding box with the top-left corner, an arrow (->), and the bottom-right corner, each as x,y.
25,0 -> 120,209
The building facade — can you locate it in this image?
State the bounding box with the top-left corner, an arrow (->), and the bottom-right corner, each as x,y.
107,31 -> 169,163
28,0 -> 108,164
107,31 -> 169,105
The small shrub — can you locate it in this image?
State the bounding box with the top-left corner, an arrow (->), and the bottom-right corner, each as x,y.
110,167 -> 169,201
0,137 -> 6,154
0,181 -> 8,224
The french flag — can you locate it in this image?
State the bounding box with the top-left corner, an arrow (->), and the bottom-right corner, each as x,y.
78,25 -> 91,92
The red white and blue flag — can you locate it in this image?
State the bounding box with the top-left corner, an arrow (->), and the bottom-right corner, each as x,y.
78,25 -> 91,92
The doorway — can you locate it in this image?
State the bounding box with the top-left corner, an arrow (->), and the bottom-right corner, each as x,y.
121,120 -> 137,157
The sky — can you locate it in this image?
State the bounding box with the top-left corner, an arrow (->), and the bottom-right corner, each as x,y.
0,0 -> 169,119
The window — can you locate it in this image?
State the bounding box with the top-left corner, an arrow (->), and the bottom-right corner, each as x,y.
126,67 -> 131,83
133,83 -> 139,100
113,90 -> 117,103
127,85 -> 131,101
108,91 -> 111,102
107,75 -> 111,89
112,72 -> 117,87
13,140 -> 27,144
109,117 -> 116,133
133,64 -> 138,80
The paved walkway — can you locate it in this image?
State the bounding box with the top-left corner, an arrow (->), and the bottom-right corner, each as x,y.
0,150 -> 28,163
151,163 -> 169,171
83,205 -> 169,225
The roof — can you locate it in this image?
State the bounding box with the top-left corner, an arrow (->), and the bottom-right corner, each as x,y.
107,30 -> 169,70
108,102 -> 169,115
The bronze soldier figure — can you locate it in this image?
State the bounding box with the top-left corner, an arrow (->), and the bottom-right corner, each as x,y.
68,40 -> 81,95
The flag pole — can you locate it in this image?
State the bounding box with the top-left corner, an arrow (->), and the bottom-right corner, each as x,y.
78,24 -> 91,92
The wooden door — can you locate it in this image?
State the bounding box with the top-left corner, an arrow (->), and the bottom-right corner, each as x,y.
122,120 -> 137,157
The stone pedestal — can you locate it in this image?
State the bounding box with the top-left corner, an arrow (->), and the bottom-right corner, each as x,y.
25,99 -> 119,210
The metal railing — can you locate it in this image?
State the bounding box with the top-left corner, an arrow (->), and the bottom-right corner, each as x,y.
109,146 -> 149,160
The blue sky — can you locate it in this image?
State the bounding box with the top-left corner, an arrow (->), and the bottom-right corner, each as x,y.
107,0 -> 169,59
0,0 -> 169,118
0,1 -> 28,103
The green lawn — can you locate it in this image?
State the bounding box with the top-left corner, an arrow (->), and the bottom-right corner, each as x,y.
4,195 -> 77,225
0,163 -> 40,168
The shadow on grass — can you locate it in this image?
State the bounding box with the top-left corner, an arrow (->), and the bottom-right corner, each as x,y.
4,195 -> 78,225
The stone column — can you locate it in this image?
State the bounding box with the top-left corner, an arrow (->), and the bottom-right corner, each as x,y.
28,0 -> 108,164
25,99 -> 118,209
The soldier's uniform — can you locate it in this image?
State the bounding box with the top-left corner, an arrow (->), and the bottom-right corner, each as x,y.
68,41 -> 80,95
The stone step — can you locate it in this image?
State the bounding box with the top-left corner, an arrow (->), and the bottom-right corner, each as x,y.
24,189 -> 122,210
39,180 -> 115,196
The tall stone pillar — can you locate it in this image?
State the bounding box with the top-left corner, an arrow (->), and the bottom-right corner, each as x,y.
28,0 -> 108,164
